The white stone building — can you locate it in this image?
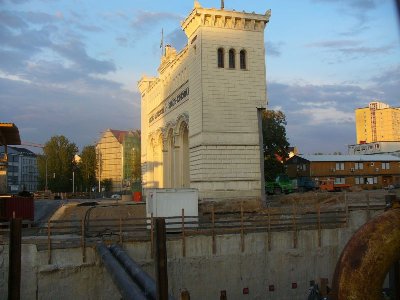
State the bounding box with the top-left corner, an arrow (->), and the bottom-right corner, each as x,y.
138,2 -> 270,201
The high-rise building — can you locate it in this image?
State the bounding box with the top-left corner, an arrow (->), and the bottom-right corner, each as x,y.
96,129 -> 140,192
355,101 -> 400,144
138,2 -> 270,201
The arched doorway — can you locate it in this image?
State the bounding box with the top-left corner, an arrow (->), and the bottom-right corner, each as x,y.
152,134 -> 163,188
176,121 -> 189,188
165,129 -> 174,188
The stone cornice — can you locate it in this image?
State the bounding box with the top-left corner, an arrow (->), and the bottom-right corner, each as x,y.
181,7 -> 271,38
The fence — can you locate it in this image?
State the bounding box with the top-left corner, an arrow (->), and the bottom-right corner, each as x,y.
0,195 -> 387,264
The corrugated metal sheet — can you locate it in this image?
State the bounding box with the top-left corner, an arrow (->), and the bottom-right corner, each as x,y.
0,196 -> 34,221
298,154 -> 400,162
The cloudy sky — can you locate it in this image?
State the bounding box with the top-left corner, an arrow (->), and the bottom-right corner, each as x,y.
1,0 -> 399,154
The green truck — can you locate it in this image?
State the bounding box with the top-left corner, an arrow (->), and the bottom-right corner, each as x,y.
265,174 -> 294,195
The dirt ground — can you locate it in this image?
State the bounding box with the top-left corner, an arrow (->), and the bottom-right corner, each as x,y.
51,189 -> 398,221
52,201 -> 147,222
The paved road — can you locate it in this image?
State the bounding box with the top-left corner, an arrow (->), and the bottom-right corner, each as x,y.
34,200 -> 64,225
33,198 -> 125,225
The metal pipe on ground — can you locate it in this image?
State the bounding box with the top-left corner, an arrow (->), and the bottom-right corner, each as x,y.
109,244 -> 157,300
96,243 -> 147,300
109,244 -> 175,300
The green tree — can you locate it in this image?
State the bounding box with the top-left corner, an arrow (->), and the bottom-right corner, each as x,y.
262,110 -> 290,181
37,135 -> 78,192
80,145 -> 97,192
101,179 -> 112,192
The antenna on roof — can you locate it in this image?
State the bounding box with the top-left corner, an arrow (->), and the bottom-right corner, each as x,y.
221,0 -> 224,10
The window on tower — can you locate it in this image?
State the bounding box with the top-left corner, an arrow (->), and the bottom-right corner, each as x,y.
229,48 -> 235,68
217,48 -> 224,68
240,49 -> 246,69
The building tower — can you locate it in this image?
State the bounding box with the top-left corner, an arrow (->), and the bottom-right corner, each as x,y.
355,101 -> 400,144
138,2 -> 271,201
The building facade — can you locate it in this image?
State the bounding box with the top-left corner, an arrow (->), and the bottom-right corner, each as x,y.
287,154 -> 400,189
138,2 -> 270,201
96,129 -> 140,193
0,146 -> 38,193
355,101 -> 400,144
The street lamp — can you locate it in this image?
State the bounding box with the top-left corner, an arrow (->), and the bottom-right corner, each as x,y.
45,156 -> 48,191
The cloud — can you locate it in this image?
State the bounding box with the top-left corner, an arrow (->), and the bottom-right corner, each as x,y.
0,11 -> 28,29
0,22 -> 55,73
52,40 -> 116,74
265,41 -> 284,57
0,76 -> 140,150
307,39 -> 395,59
5,0 -> 31,3
294,107 -> 354,125
116,36 -> 128,47
76,23 -> 102,32
165,28 -> 187,51
131,11 -> 181,34
312,0 -> 381,35
266,76 -> 398,153
369,64 -> 400,103
21,11 -> 60,24
313,0 -> 377,11
307,40 -> 361,48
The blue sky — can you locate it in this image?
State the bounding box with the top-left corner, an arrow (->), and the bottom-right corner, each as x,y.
1,0 -> 399,154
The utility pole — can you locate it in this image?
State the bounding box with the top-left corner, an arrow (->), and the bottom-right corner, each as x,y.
45,156 -> 48,191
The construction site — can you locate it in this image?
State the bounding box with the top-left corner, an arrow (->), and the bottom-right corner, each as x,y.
1,1 -> 400,299
1,188 -> 399,299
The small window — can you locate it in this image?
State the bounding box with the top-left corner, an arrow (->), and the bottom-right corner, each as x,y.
382,162 -> 390,170
334,177 -> 345,184
217,48 -> 224,68
354,162 -> 363,170
229,48 -> 235,68
335,162 -> 345,170
240,50 -> 246,69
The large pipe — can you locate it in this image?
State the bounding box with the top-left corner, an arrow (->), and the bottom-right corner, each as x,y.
331,203 -> 400,299
110,245 -> 175,300
96,243 -> 147,300
109,244 -> 157,300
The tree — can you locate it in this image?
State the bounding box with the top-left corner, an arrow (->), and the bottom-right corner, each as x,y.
37,135 -> 78,192
262,110 -> 290,181
101,179 -> 112,192
80,145 -> 97,192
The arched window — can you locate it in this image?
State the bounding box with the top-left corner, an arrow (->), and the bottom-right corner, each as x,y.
217,48 -> 224,68
229,49 -> 235,68
240,50 -> 246,69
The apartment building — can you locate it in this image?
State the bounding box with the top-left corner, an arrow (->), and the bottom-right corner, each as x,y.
355,101 -> 400,144
287,154 -> 400,189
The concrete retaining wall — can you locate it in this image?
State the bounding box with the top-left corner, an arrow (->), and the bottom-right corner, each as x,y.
0,210 -> 380,300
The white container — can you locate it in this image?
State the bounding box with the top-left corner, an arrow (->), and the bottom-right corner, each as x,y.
146,188 -> 199,229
